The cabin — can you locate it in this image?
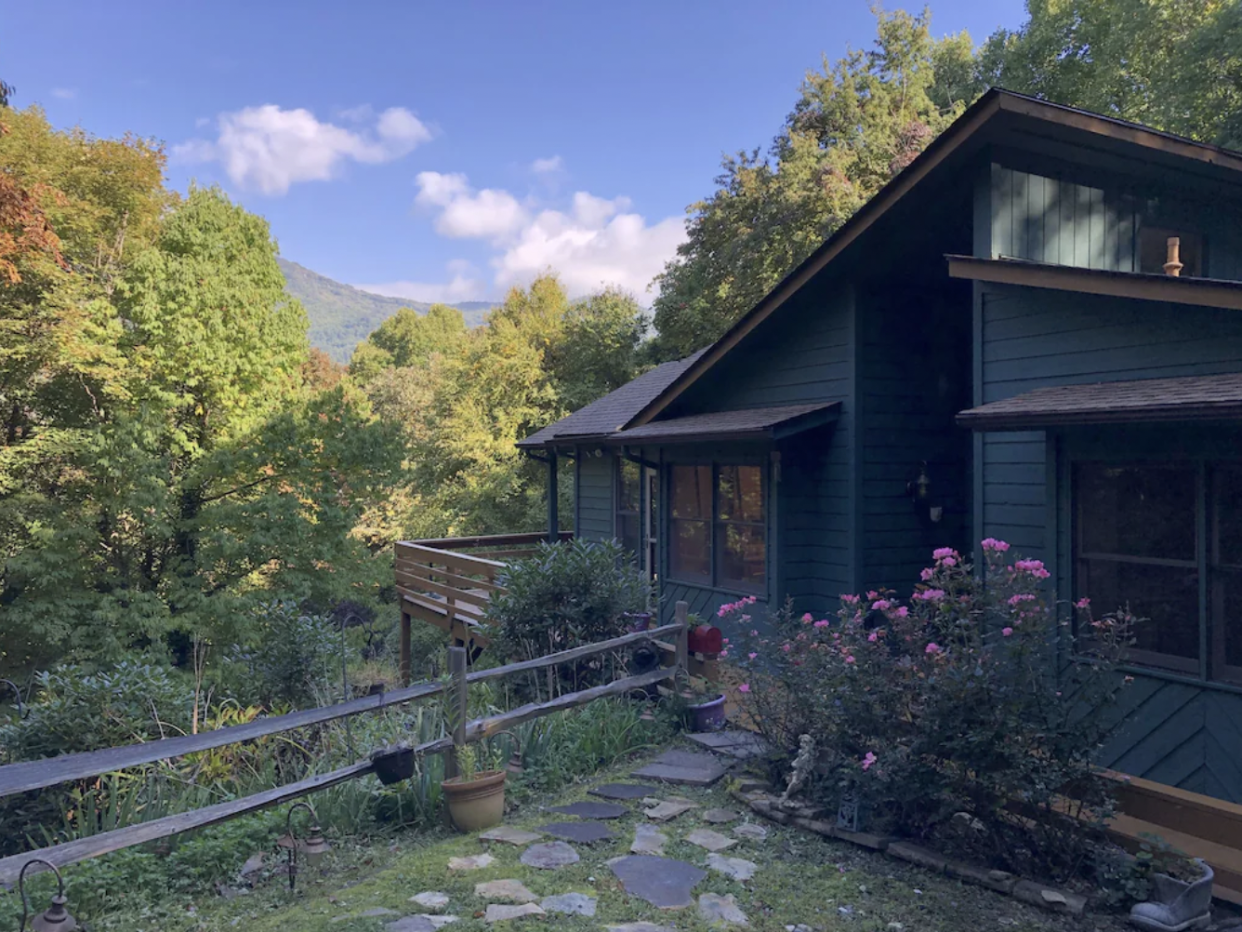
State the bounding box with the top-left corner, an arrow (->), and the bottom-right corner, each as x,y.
511,89 -> 1242,814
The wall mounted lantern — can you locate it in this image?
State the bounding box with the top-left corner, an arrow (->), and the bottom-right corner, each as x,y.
18,859 -> 76,932
907,461 -> 943,524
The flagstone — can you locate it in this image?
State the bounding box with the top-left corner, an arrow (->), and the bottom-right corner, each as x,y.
686,828 -> 738,852
706,853 -> 758,881
474,879 -> 538,903
643,799 -> 697,822
605,924 -> 676,932
686,731 -> 768,760
589,783 -> 655,800
519,841 -> 580,870
732,823 -> 768,841
608,855 -> 706,909
632,748 -> 729,786
409,892 -> 450,910
483,903 -> 545,923
539,892 -> 597,916
548,800 -> 629,820
631,823 -> 668,855
478,826 -> 542,846
386,916 -> 459,932
447,853 -> 495,871
699,892 -> 749,925
537,821 -> 615,844
702,808 -> 739,823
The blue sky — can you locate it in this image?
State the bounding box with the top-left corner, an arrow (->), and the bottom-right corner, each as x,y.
2,0 -> 1026,303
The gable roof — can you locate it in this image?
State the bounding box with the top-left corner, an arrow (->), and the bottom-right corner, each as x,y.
624,88 -> 1242,429
516,349 -> 707,450
609,401 -> 839,444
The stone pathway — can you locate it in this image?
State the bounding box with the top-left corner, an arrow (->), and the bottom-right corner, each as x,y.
631,747 -> 729,785
537,820 -> 616,844
548,801 -> 629,819
519,841 -> 579,870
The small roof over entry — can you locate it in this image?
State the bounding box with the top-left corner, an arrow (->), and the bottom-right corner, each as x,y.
957,373 -> 1242,430
608,401 -> 840,444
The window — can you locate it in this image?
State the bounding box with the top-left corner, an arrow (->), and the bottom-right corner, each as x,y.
1074,461 -> 1242,684
668,464 -> 766,592
1139,226 -> 1202,277
615,458 -> 642,561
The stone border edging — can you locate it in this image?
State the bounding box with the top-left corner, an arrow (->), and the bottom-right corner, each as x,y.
729,786 -> 1088,917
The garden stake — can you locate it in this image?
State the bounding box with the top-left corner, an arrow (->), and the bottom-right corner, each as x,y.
18,858 -> 76,932
284,801 -> 330,893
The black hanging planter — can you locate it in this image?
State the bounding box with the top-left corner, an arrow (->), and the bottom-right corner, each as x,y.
370,743 -> 416,785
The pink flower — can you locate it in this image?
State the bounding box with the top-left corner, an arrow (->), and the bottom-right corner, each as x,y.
1007,593 -> 1035,607
844,654 -> 856,664
933,547 -> 956,561
738,683 -> 750,694
740,614 -> 751,622
981,538 -> 1010,553
748,652 -> 758,660
719,650 -> 729,658
841,594 -> 860,605
1002,627 -> 1014,637
813,619 -> 830,628
722,637 -> 730,645
925,642 -> 943,654
914,588 -> 946,602
920,567 -> 934,581
871,599 -> 891,611
868,631 -> 879,642
1074,598 -> 1091,610
1014,558 -> 1051,580
802,613 -> 814,624
861,751 -> 877,771
894,606 -> 909,618
781,643 -> 792,653
942,556 -> 957,567
750,629 -> 759,637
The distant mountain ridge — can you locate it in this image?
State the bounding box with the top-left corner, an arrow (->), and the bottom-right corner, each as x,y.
278,257 -> 495,362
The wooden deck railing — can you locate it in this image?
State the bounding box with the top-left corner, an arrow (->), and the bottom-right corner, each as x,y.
394,531 -> 573,683
0,605 -> 688,890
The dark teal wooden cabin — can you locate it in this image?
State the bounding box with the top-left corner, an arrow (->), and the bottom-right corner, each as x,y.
519,89 -> 1242,803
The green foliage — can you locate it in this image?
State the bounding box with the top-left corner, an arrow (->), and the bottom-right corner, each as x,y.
978,0 -> 1242,149
227,601 -> 338,708
488,540 -> 655,698
352,304 -> 467,377
726,541 -> 1135,880
651,8 -> 979,359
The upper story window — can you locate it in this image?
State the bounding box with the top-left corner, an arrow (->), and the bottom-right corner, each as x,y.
1139,226 -> 1203,277
1074,461 -> 1242,684
669,463 -> 766,593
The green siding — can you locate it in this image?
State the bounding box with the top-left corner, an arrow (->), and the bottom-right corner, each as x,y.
575,450 -> 614,542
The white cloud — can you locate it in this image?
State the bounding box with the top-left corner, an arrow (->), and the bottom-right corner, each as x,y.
50,87 -> 77,100
174,104 -> 432,195
530,155 -> 563,174
407,171 -> 686,300
415,171 -> 528,239
358,260 -> 485,305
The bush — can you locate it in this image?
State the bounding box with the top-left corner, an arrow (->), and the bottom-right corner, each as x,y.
487,539 -> 654,698
225,601 -> 338,708
725,540 -> 1135,881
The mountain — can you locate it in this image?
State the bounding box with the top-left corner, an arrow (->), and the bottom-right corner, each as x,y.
278,257 -> 496,362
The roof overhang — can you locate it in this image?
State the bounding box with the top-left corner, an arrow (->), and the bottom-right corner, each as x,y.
957,373 -> 1242,431
947,255 -> 1242,312
607,401 -> 840,445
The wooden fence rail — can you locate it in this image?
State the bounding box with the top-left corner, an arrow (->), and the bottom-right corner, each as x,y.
0,604 -> 689,890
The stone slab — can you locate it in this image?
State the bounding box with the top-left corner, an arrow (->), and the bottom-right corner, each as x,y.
478,826 -> 543,846
631,823 -> 668,856
548,801 -> 629,820
606,925 -> 676,932
632,749 -> 729,786
699,892 -> 749,925
409,892 -> 450,910
644,799 -> 698,823
447,853 -> 495,871
537,821 -> 615,844
702,808 -> 739,824
732,824 -> 768,841
520,841 -> 580,870
474,879 -> 538,903
484,903 -> 545,923
540,892 -> 596,916
706,853 -> 757,881
387,917 -> 459,932
589,783 -> 655,800
686,731 -> 769,760
332,907 -> 398,923
608,855 -> 706,909
686,828 -> 738,852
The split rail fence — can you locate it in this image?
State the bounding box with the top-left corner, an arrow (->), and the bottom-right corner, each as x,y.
0,603 -> 689,890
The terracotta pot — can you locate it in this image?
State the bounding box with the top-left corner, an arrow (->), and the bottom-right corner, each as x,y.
688,693 -> 727,732
442,770 -> 507,832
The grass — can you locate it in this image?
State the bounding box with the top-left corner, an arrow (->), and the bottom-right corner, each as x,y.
63,740 -> 1136,932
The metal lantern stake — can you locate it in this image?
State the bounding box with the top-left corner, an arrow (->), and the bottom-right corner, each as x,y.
1,678 -> 27,720
493,729 -> 524,776
18,859 -> 77,932
284,801 -> 331,893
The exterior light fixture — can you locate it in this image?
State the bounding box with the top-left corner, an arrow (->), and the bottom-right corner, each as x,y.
284,801 -> 331,892
906,462 -> 943,524
18,859 -> 77,932
493,730 -> 524,776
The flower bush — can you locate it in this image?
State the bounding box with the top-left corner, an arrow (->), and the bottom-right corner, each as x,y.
724,540 -> 1136,880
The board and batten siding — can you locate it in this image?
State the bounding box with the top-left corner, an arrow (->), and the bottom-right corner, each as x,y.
574,449 -> 613,542
659,278 -> 857,616
975,282 -> 1242,800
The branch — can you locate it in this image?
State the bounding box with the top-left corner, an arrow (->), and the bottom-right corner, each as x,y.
199,473 -> 283,505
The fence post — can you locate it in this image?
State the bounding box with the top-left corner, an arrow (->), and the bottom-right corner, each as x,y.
399,611 -> 412,686
446,645 -> 468,780
674,600 -> 689,681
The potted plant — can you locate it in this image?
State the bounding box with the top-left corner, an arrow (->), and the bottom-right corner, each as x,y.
1129,857 -> 1214,932
679,675 -> 728,732
442,743 -> 507,832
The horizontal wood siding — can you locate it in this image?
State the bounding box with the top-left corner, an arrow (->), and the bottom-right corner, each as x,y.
979,282 -> 1242,799
576,451 -> 614,542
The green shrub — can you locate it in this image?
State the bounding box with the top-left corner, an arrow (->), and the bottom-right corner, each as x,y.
225,601 -> 338,708
487,539 -> 654,698
726,540 -> 1135,881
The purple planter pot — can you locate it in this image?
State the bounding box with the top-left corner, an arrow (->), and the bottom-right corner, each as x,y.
688,694 -> 728,732
625,612 -> 653,633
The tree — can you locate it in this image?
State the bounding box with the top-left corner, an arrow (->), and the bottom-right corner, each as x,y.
977,0 -> 1242,148
551,289 -> 649,411
650,8 -> 980,359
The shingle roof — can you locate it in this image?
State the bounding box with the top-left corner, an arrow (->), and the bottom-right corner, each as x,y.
516,349 -> 708,449
956,373 -> 1242,430
610,401 -> 839,443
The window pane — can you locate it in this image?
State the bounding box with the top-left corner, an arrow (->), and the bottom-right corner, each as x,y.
670,519 -> 710,583
1078,464 -> 1196,558
1215,466 -> 1242,567
618,513 -> 642,561
717,465 -> 764,523
617,459 -> 641,514
1080,558 -> 1199,664
670,465 -> 710,520
1214,568 -> 1242,677
716,523 -> 765,591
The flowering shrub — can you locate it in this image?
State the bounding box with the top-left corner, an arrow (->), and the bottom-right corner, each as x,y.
725,540 -> 1136,879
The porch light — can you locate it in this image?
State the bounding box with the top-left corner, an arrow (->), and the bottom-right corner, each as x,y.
18,859 -> 77,932
907,462 -> 942,524
285,801 -> 331,892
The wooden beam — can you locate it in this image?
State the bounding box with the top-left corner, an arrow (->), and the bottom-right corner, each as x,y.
399,611 -> 412,687
446,647 -> 467,780
465,622 -> 684,685
394,560 -> 502,595
947,255 -> 1242,311
402,531 -> 571,550
395,543 -> 506,577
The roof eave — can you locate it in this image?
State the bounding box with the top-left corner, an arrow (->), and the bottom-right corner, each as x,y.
957,404 -> 1242,431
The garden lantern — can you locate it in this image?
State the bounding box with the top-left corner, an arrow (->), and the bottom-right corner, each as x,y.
493,730 -> 524,776
18,859 -> 77,932
285,801 -> 331,892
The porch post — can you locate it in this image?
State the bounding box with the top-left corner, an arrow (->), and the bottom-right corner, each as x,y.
546,451 -> 559,542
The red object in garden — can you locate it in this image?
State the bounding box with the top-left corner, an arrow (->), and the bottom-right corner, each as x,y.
688,623 -> 723,656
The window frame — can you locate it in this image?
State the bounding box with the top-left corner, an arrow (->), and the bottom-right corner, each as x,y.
614,455 -> 643,564
666,461 -> 767,594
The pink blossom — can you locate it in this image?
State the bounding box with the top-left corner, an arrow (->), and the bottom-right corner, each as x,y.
738,683 -> 751,694
861,751 -> 877,771
748,652 -> 758,660
844,654 -> 856,664
750,629 -> 759,637
1074,598 -> 1091,610
740,614 -> 751,622
866,591 -> 879,600
802,613 -> 814,624
920,567 -> 935,581
868,631 -> 879,642
813,619 -> 830,628
981,538 -> 1010,553
894,606 -> 909,617
942,556 -> 957,567
933,547 -> 956,561
719,650 -> 729,658
1007,593 -> 1036,607
871,599 -> 891,611
914,588 -> 946,602
925,642 -> 943,654
1014,558 -> 1051,580
841,594 -> 860,605
781,643 -> 792,653
1002,627 -> 1014,637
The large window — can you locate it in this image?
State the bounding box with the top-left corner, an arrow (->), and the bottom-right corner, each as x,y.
669,464 -> 766,592
1074,462 -> 1242,683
